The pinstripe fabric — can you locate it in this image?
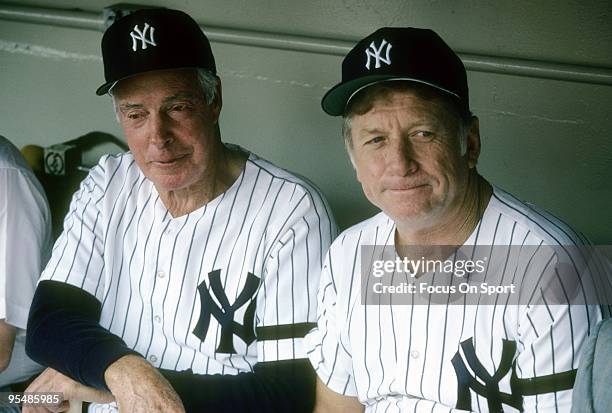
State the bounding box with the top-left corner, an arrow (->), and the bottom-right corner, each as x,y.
305,185 -> 606,413
41,147 -> 336,380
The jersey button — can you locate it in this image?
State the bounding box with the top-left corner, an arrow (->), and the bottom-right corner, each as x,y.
157,271 -> 166,278
410,350 -> 420,359
154,315 -> 162,323
149,355 -> 158,363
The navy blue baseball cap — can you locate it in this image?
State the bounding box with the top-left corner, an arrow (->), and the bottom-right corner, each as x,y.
96,8 -> 216,95
322,27 -> 469,116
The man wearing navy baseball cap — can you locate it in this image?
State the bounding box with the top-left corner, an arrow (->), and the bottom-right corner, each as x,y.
305,27 -> 605,412
23,8 -> 336,413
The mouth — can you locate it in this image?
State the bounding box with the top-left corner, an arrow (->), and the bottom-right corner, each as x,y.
386,184 -> 429,192
149,154 -> 189,167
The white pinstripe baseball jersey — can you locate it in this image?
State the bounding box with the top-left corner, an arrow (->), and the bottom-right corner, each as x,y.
41,145 -> 336,377
305,185 -> 608,413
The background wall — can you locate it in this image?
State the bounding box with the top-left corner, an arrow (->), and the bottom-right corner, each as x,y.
1,0 -> 611,241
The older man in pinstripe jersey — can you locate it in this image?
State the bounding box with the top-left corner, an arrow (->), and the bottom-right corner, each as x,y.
305,27 -> 608,413
22,8 -> 336,413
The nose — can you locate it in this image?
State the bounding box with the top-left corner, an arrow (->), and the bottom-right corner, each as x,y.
148,113 -> 173,148
386,137 -> 418,176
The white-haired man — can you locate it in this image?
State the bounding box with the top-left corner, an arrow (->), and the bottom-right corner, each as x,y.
24,8 -> 335,413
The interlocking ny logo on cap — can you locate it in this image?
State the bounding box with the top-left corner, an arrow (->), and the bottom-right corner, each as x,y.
365,39 -> 392,70
130,23 -> 157,51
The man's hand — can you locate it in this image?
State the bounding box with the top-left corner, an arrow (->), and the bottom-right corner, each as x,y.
22,367 -> 114,413
0,319 -> 17,372
104,354 -> 185,413
314,376 -> 364,413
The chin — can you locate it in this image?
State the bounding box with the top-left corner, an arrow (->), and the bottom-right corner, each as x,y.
381,199 -> 436,221
150,175 -> 191,192
387,209 -> 426,223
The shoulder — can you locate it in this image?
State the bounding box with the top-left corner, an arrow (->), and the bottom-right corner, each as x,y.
0,136 -> 33,174
94,152 -> 138,177
488,185 -> 586,246
84,152 -> 142,192
0,137 -> 47,202
244,149 -> 334,222
246,152 -> 325,200
327,212 -> 393,258
337,212 -> 392,243
317,214 -> 392,303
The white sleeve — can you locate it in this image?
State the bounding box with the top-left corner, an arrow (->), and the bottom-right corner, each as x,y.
516,248 -> 605,413
39,162 -> 107,301
516,303 -> 602,412
0,167 -> 51,328
256,185 -> 336,362
305,247 -> 359,397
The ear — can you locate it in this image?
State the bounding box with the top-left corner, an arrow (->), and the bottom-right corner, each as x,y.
466,116 -> 481,169
345,140 -> 357,170
211,77 -> 223,123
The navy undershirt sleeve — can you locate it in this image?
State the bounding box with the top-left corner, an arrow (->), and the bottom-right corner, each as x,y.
25,280 -> 316,412
161,360 -> 315,413
25,280 -> 138,390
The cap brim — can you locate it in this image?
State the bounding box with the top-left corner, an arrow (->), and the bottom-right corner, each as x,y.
96,81 -> 115,96
95,65 -> 213,96
321,75 -> 461,116
96,67 -> 183,96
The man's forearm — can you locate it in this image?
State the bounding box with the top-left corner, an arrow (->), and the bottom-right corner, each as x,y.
25,280 -> 138,390
104,354 -> 315,413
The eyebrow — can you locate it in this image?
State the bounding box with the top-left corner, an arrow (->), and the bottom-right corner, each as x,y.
162,92 -> 199,103
118,103 -> 144,112
360,128 -> 387,135
117,92 -> 200,112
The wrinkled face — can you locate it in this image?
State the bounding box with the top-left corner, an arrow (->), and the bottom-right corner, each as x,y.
112,68 -> 221,193
348,88 -> 476,226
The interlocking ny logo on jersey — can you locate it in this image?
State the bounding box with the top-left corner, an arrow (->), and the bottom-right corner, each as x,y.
451,337 -> 577,412
365,39 -> 392,69
193,270 -> 260,353
130,23 -> 157,51
452,338 -> 521,412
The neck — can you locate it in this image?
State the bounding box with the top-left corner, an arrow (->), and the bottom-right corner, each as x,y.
395,173 -> 492,246
158,143 -> 247,217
